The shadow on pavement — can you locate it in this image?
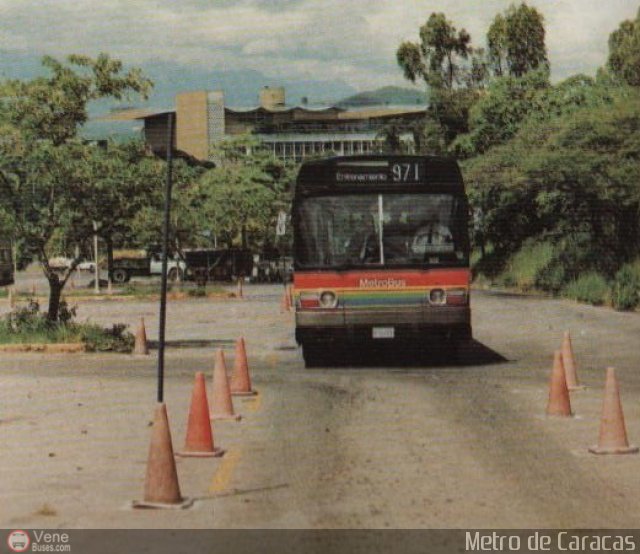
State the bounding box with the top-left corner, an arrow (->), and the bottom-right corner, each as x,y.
321,338 -> 508,369
147,339 -> 235,349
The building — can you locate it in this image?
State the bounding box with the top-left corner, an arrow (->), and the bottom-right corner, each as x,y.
101,86 -> 427,163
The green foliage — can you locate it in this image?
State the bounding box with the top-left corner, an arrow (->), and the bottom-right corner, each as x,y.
178,136 -> 294,251
464,88 -> 640,281
0,299 -> 134,350
487,3 -> 548,78
0,54 -> 152,146
496,240 -> 555,291
452,68 -> 550,156
396,13 -> 471,90
0,53 -> 152,322
608,8 -> 640,87
611,263 -> 640,310
563,273 -> 610,306
79,323 -> 134,353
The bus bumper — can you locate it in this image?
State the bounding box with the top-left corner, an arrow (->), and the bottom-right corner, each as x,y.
295,306 -> 471,345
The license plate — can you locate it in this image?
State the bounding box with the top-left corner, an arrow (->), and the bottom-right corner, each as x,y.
372,327 -> 394,339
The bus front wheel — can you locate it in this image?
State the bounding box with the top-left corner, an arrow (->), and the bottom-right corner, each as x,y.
302,342 -> 328,368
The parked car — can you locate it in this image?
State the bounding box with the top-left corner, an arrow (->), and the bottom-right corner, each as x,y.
77,260 -> 96,273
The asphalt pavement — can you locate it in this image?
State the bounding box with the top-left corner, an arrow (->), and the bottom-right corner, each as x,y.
2,283 -> 640,529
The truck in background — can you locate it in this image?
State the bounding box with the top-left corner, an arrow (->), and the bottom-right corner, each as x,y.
183,248 -> 253,285
108,249 -> 186,284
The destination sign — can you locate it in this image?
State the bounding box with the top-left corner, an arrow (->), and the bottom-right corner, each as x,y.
335,161 -> 423,185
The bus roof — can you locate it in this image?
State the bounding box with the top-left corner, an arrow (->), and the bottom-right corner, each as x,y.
295,155 -> 464,196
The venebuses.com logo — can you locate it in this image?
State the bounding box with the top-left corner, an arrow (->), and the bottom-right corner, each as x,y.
7,530 -> 30,553
7,530 -> 71,552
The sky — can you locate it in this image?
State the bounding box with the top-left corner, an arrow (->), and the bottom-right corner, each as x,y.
0,0 -> 638,92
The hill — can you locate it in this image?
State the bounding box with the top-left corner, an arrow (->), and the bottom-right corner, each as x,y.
336,86 -> 427,107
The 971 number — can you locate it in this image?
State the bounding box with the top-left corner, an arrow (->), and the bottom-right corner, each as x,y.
392,163 -> 419,182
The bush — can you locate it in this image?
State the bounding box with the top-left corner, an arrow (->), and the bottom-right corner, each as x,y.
611,264 -> 640,311
0,299 -> 134,351
562,272 -> 609,305
79,323 -> 134,352
496,240 -> 555,291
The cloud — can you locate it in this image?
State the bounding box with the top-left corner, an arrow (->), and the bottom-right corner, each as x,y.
0,0 -> 637,90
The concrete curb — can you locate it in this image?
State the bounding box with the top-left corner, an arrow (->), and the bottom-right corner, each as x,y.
0,342 -> 86,353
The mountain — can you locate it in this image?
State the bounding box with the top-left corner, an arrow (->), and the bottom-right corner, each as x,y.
335,85 -> 427,107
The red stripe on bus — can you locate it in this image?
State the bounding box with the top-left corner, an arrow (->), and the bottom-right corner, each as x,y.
294,268 -> 470,289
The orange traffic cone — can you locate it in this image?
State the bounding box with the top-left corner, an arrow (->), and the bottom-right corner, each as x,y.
589,368 -> 638,455
546,350 -> 572,417
561,331 -> 585,390
132,403 -> 193,509
176,372 -> 224,457
230,337 -> 257,396
211,349 -> 241,421
134,317 -> 149,356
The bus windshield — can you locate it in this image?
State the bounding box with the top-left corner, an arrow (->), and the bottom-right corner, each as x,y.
295,193 -> 468,269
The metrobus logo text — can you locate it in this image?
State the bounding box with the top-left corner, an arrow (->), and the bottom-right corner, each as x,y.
359,278 -> 407,288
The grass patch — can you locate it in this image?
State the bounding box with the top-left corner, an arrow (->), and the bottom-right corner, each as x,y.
496,240 -> 555,291
611,261 -> 640,311
0,299 -> 134,352
562,272 -> 609,306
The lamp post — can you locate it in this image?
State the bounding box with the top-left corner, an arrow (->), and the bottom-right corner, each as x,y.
92,221 -> 99,294
157,112 -> 174,403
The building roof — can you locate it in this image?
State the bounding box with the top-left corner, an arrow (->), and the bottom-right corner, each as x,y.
98,103 -> 426,123
96,108 -> 173,122
337,106 -> 426,120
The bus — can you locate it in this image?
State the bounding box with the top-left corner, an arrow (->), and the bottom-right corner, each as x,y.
292,155 -> 471,367
0,239 -> 14,287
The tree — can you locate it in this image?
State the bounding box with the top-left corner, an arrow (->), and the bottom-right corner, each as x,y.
397,12 -> 471,90
0,54 -> 152,321
453,71 -> 617,158
608,7 -> 640,87
487,3 -> 548,78
182,136 -> 293,252
74,141 -> 168,278
463,87 -> 640,287
397,13 -> 481,149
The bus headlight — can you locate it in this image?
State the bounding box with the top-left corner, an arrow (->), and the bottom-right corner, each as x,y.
429,288 -> 446,305
319,290 -> 338,308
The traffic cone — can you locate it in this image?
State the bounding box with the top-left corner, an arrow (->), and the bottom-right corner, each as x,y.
589,368 -> 639,455
546,350 -> 572,417
230,337 -> 257,396
132,403 -> 193,509
134,317 -> 149,356
176,372 -> 224,457
210,349 -> 241,421
236,278 -> 243,299
561,331 -> 585,390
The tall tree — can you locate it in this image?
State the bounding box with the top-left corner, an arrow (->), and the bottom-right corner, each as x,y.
487,3 -> 548,78
397,12 -> 472,90
397,13 -> 479,150
607,7 -> 640,87
0,54 -> 152,321
183,136 -> 293,251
